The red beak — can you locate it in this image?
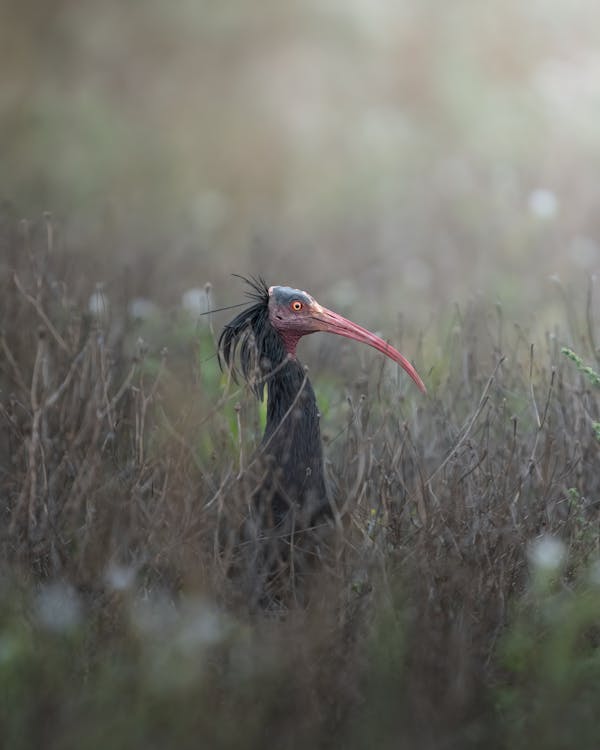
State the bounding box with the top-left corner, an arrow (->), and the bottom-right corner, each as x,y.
310,306 -> 427,394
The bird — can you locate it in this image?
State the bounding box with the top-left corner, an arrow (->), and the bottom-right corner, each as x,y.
218,277 -> 426,538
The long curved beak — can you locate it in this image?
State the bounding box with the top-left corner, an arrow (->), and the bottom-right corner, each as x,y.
310,306 -> 427,394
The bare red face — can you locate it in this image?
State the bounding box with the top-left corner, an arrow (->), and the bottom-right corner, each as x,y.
268,285 -> 426,394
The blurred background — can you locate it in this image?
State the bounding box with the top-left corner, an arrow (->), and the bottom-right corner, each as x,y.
2,0 -> 600,325
3,9 -> 600,746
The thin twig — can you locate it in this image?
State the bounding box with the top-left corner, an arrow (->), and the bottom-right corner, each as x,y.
426,357 -> 505,485
529,344 -> 541,429
13,273 -> 70,354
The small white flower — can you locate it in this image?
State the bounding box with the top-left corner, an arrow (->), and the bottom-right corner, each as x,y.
131,593 -> 229,692
104,562 -> 136,592
528,535 -> 567,572
176,598 -> 228,653
528,189 -> 558,220
35,582 -> 82,632
181,287 -> 213,317
88,289 -> 109,318
128,297 -> 158,321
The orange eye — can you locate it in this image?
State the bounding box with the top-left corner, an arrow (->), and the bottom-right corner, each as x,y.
291,300 -> 303,311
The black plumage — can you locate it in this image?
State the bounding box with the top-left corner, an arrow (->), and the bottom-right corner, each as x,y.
218,277 -> 328,527
218,277 -> 426,604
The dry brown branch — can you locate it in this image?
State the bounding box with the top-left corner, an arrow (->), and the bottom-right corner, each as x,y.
13,272 -> 70,354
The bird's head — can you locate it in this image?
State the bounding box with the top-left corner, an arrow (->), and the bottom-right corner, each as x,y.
218,277 -> 426,395
267,284 -> 426,393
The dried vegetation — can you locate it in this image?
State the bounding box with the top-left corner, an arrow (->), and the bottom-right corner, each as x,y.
1,212 -> 600,749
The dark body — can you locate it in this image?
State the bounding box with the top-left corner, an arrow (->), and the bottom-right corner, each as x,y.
261,356 -> 328,525
219,280 -> 329,529
218,277 -> 425,602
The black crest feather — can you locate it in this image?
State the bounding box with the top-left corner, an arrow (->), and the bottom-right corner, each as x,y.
218,276 -> 286,400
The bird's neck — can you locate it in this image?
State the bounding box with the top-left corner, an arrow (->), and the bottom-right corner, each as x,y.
257,325 -> 312,428
264,356 -> 319,443
261,354 -> 326,508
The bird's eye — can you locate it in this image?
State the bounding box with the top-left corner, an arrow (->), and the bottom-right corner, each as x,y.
291,300 -> 303,312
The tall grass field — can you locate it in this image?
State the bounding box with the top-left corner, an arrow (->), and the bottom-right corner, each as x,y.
3,2 -> 600,746
1,210 -> 599,749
